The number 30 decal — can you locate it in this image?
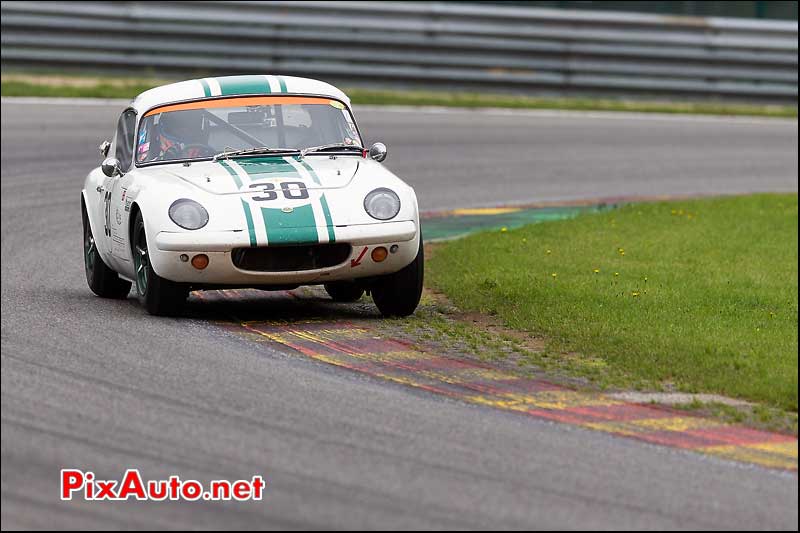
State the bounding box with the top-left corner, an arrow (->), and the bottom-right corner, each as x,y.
249,181 -> 309,201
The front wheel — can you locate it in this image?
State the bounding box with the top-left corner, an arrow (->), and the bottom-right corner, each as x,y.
372,238 -> 424,317
83,203 -> 131,299
132,211 -> 188,316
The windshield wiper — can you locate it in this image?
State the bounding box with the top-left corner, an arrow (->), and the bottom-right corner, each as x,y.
300,143 -> 364,159
214,143 -> 364,162
213,146 -> 298,161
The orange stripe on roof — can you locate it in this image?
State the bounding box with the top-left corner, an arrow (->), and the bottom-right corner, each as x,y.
143,96 -> 335,117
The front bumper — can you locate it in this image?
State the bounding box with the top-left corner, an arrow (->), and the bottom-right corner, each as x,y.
149,220 -> 419,285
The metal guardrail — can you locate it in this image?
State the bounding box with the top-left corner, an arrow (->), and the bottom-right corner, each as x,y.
1,1 -> 797,102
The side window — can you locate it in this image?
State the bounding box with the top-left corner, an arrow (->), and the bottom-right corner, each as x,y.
114,109 -> 137,170
136,115 -> 155,163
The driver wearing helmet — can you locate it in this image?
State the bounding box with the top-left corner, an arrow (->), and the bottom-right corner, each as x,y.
155,109 -> 210,160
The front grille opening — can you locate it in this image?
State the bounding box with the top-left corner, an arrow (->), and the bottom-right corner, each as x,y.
232,243 -> 352,272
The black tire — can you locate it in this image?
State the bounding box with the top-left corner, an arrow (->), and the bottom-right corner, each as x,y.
132,211 -> 188,316
372,238 -> 424,317
324,281 -> 365,302
82,203 -> 131,299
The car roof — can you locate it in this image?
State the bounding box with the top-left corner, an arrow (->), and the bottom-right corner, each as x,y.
131,75 -> 350,114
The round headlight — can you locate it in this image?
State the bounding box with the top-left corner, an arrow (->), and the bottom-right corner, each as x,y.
364,188 -> 401,221
169,199 -> 208,230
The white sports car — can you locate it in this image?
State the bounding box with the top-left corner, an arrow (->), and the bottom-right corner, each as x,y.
82,75 -> 423,316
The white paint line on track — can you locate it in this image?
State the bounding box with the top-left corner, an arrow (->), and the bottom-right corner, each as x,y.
2,96 -> 796,126
1,96 -> 130,106
354,104 -> 799,126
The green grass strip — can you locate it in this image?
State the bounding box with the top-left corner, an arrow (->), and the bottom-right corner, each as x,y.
2,76 -> 795,118
427,194 -> 799,411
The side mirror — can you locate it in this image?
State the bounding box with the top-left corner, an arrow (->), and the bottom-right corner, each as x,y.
98,140 -> 111,158
369,142 -> 387,162
101,157 -> 122,178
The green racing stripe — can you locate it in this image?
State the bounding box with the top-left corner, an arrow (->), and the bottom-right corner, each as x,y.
218,160 -> 244,189
230,156 -> 335,245
240,199 -> 257,247
294,156 -> 322,185
217,75 -> 271,95
237,157 -> 299,180
204,75 -> 293,96
261,204 -> 318,245
199,79 -> 212,97
319,194 -> 336,242
294,157 -> 335,242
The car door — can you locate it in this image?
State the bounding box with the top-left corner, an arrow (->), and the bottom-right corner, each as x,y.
100,109 -> 137,264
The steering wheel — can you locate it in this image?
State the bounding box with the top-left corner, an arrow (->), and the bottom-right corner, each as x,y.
178,144 -> 216,158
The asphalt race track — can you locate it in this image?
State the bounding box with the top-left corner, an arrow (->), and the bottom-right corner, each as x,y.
1,100 -> 798,529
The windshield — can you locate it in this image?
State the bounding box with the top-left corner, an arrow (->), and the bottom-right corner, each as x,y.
136,96 -> 362,165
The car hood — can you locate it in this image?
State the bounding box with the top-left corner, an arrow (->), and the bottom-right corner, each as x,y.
160,155 -> 361,195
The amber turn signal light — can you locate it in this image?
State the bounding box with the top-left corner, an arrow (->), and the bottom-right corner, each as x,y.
371,247 -> 388,263
191,254 -> 209,270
